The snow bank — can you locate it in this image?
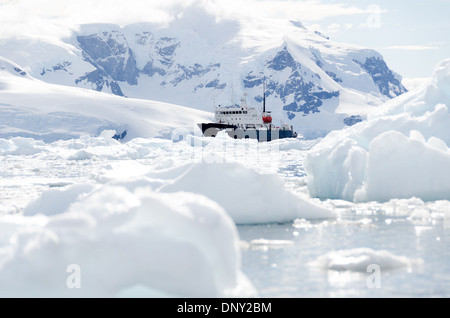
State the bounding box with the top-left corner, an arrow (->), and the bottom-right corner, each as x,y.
0,184 -> 255,297
311,248 -> 423,272
305,59 -> 450,202
159,162 -> 334,224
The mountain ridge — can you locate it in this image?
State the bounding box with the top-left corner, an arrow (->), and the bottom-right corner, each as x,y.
0,15 -> 407,138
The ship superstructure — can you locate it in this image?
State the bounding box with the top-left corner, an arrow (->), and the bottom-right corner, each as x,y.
198,86 -> 298,142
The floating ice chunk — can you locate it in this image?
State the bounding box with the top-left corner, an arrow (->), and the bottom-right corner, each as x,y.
98,130 -> 117,139
159,162 -> 335,224
24,183 -> 99,216
0,137 -> 47,156
67,149 -> 94,160
97,161 -> 153,183
305,137 -> 367,201
427,136 -> 448,152
249,239 -> 294,250
311,248 -> 423,272
408,208 -> 431,222
409,130 -> 426,143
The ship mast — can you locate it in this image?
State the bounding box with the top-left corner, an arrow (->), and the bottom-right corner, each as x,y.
263,79 -> 266,113
261,77 -> 273,125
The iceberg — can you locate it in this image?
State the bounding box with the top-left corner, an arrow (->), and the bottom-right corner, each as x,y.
304,59 -> 450,202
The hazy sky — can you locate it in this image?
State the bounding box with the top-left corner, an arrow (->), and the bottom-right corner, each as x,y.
312,0 -> 450,82
0,0 -> 448,83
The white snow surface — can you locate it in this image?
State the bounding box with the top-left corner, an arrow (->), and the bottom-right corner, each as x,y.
305,59 -> 450,202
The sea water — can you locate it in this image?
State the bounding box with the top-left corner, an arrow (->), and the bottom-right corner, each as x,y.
238,209 -> 450,297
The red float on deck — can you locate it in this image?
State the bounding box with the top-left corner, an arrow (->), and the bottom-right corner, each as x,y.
262,114 -> 272,124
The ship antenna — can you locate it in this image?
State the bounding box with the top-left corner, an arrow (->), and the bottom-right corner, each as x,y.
231,83 -> 235,107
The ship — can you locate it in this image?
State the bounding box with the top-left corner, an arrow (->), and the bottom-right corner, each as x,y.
198,85 -> 298,142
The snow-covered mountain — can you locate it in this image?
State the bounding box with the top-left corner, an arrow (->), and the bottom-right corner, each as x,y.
0,10 -> 406,138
